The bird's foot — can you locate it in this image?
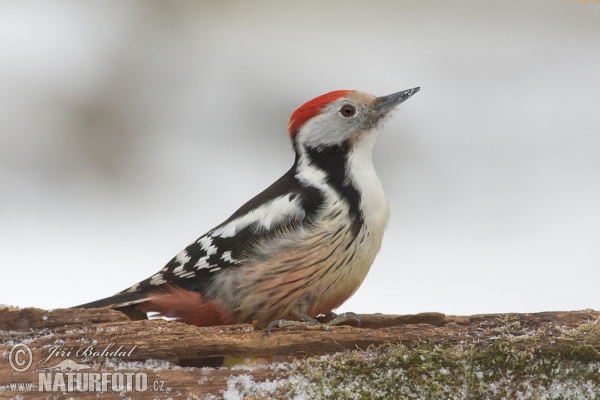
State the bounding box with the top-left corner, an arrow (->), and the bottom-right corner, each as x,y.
266,312 -> 361,335
321,311 -> 361,327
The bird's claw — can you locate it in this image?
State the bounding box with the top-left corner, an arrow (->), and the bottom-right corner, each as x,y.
326,311 -> 361,327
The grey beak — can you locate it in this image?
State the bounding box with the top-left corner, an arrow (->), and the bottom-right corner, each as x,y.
375,87 -> 420,114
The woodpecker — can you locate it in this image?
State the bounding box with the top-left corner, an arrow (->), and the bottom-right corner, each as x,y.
77,87 -> 420,329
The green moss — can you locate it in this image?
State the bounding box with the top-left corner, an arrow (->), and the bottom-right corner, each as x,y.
258,318 -> 600,399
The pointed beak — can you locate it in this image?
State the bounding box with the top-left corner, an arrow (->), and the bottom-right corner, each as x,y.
374,87 -> 420,114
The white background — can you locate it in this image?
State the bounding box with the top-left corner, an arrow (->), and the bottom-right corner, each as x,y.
1,1 -> 599,315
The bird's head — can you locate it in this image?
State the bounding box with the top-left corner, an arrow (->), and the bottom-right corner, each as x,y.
288,87 -> 420,151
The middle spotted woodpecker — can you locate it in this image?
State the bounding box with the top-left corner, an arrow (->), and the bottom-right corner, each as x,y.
77,87 -> 420,330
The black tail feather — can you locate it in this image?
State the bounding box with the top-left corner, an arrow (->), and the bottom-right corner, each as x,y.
74,291 -> 148,310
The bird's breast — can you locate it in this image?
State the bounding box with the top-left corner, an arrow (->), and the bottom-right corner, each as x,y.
208,169 -> 390,325
305,197 -> 388,316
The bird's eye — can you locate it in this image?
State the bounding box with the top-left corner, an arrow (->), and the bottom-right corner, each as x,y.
340,104 -> 356,117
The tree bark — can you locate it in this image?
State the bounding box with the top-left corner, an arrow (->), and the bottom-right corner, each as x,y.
1,306 -> 598,399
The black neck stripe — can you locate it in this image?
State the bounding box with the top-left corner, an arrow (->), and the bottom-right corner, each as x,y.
302,144 -> 364,238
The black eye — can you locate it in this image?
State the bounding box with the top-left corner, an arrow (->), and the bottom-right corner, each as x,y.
340,104 -> 356,117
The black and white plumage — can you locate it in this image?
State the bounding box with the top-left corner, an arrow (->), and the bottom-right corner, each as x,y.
76,87 -> 420,327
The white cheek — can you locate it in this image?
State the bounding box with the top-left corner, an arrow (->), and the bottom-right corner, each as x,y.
297,115 -> 342,148
296,103 -> 362,148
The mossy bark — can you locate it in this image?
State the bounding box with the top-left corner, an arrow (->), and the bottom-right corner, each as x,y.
1,307 -> 598,399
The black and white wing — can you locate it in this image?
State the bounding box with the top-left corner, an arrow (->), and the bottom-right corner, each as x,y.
76,166 -> 324,309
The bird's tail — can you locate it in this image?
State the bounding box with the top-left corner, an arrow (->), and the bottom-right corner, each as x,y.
74,291 -> 150,321
74,291 -> 148,310
74,285 -> 237,326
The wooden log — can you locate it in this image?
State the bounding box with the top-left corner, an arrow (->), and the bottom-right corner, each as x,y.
1,307 -> 598,399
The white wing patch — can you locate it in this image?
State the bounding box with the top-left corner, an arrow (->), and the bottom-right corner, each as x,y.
149,273 -> 167,286
211,195 -> 306,239
198,236 -> 217,255
176,270 -> 195,278
125,283 -> 140,293
221,251 -> 237,263
195,255 -> 211,270
175,249 -> 191,265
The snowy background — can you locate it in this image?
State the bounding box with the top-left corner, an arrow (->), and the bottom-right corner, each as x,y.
1,1 -> 599,315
